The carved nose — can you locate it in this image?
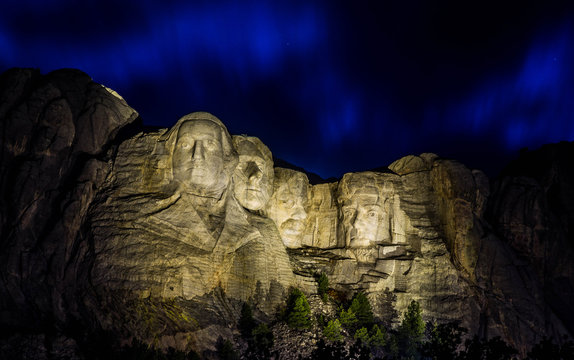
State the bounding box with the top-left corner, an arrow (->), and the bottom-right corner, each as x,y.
191,141 -> 205,160
352,214 -> 360,226
246,162 -> 263,184
350,227 -> 358,240
292,206 -> 306,220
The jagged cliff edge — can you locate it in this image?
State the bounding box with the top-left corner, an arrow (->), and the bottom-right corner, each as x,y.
0,68 -> 572,358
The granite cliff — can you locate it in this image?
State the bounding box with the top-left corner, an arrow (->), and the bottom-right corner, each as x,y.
0,69 -> 572,359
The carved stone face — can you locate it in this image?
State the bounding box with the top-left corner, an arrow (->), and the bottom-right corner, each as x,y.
267,169 -> 308,248
172,120 -> 225,193
232,137 -> 273,211
340,191 -> 384,248
337,173 -> 386,248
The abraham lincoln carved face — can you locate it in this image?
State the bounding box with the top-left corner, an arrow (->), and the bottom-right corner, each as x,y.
338,173 -> 385,248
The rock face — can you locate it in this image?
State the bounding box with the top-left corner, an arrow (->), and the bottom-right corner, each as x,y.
88,112 -> 295,349
0,68 -> 140,356
0,69 -> 572,358
487,143 -> 574,338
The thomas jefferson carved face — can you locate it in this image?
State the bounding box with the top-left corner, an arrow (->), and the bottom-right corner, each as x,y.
172,120 -> 226,195
338,174 -> 385,248
232,136 -> 273,211
267,169 -> 308,248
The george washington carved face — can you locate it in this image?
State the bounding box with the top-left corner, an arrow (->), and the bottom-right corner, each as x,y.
173,120 -> 225,190
160,112 -> 237,199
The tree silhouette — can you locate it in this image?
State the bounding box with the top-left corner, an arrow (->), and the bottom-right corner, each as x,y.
315,272 -> 330,303
285,288 -> 311,329
323,319 -> 344,342
398,300 -> 425,359
349,292 -> 374,329
238,302 -> 256,340
421,321 -> 466,360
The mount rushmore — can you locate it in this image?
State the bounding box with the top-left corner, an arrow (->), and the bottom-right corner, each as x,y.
0,68 -> 572,358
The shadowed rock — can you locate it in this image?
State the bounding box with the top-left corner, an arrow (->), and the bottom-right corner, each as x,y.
0,68 -> 572,358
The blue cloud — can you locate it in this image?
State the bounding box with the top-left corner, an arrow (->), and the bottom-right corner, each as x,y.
1,1 -> 325,86
440,22 -> 574,150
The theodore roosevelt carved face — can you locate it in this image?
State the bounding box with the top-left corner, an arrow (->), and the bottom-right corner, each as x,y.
266,168 -> 309,248
232,136 -> 274,211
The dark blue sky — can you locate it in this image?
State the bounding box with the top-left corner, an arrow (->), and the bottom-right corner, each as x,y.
2,0 -> 574,179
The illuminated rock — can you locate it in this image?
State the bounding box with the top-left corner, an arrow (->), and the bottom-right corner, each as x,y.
91,113 -> 294,311
265,168 -> 310,248
302,182 -> 339,248
228,135 -> 294,312
0,68 -> 571,358
232,135 -> 274,211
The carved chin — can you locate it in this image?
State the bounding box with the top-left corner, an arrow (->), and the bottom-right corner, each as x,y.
348,228 -> 374,247
240,190 -> 267,210
179,173 -> 228,198
281,234 -> 301,248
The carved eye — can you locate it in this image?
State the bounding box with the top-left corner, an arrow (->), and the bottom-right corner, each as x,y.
180,142 -> 190,149
368,210 -> 378,218
204,139 -> 219,151
343,208 -> 354,218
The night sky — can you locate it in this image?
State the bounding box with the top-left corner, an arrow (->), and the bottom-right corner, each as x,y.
2,0 -> 574,179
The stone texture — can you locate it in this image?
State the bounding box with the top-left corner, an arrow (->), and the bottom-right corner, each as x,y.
89,113 -> 296,348
487,142 -> 574,339
0,68 -> 139,342
302,182 -> 340,248
0,68 -> 572,358
231,135 -> 274,211
428,158 -> 567,351
288,166 -> 479,337
265,168 -> 310,248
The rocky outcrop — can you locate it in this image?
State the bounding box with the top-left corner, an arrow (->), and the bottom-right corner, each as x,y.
488,142 -> 574,338
0,68 -> 139,356
87,113 -> 296,353
282,152 -> 568,354
0,68 -> 572,358
428,157 -> 568,350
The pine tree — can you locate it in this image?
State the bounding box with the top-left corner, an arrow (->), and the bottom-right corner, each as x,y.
349,292 -> 374,328
238,302 -> 257,339
216,337 -> 239,360
399,300 -> 425,340
339,307 -> 358,330
387,333 -> 400,359
286,289 -> 311,329
354,327 -> 370,345
315,272 -> 329,303
369,324 -> 386,347
323,319 -> 344,342
249,323 -> 274,359
398,300 -> 426,359
421,321 -> 466,360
